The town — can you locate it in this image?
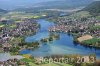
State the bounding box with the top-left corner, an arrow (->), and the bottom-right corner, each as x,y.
0,0 -> 100,66
48,11 -> 100,48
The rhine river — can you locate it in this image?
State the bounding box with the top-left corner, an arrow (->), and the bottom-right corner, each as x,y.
20,19 -> 100,59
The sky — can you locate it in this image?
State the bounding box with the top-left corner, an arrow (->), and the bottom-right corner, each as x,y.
0,0 -> 98,10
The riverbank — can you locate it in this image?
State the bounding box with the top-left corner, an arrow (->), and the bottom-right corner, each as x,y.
73,37 -> 100,48
40,33 -> 60,43
46,11 -> 100,49
0,19 -> 100,65
24,19 -> 100,60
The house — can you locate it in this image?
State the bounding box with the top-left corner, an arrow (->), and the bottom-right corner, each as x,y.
2,43 -> 11,52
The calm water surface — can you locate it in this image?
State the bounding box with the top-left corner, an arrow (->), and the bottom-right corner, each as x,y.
20,19 -> 100,59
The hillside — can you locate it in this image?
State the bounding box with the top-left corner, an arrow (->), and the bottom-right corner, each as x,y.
0,9 -> 7,16
0,9 -> 7,13
35,0 -> 93,9
83,1 -> 100,15
13,0 -> 93,12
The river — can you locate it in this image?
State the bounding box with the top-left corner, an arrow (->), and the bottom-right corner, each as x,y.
20,19 -> 100,59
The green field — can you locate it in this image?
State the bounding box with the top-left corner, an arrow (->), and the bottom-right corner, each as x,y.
21,58 -> 73,66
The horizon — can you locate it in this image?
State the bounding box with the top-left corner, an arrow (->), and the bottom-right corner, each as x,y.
0,0 -> 97,10
0,0 -> 58,10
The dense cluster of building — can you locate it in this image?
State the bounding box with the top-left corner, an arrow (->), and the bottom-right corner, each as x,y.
0,18 -> 40,52
0,58 -> 27,66
49,25 -> 72,32
48,17 -> 100,38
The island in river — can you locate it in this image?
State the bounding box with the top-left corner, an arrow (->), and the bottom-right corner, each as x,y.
0,13 -> 99,66
20,19 -> 100,60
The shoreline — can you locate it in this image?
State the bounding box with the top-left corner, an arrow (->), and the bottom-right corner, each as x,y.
48,30 -> 100,49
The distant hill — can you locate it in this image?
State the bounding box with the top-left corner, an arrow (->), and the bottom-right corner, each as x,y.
0,9 -> 7,16
13,0 -> 93,12
82,1 -> 100,15
35,0 -> 93,9
0,9 -> 7,13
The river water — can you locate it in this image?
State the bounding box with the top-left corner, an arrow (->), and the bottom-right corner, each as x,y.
20,19 -> 100,59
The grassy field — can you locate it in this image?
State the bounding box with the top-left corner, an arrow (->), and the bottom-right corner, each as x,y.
68,11 -> 92,19
21,58 -> 73,66
0,24 -> 5,27
96,16 -> 100,19
82,38 -> 100,46
28,63 -> 73,66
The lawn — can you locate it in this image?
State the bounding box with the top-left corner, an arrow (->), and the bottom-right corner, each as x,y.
28,63 -> 73,66
41,63 -> 61,66
69,11 -> 91,19
0,25 -> 5,27
96,16 -> 100,19
82,38 -> 100,46
10,24 -> 16,28
21,58 -> 73,66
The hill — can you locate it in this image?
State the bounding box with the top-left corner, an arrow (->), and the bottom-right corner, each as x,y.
82,1 -> 100,15
0,9 -> 7,13
13,0 -> 93,12
35,0 -> 93,9
0,9 -> 7,16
